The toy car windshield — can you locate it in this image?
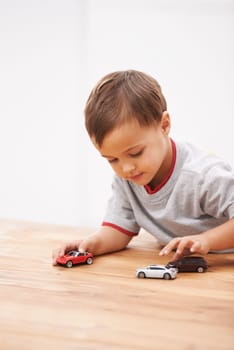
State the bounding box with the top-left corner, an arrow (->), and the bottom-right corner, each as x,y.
68,251 -> 78,256
165,263 -> 174,268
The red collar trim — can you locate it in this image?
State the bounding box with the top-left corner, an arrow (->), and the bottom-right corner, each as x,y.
144,139 -> 176,194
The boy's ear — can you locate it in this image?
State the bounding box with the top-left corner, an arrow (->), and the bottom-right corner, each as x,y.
161,111 -> 171,134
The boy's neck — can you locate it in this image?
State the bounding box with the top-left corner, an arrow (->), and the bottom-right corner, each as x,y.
145,138 -> 176,193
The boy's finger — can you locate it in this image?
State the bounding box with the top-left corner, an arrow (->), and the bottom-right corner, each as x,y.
78,240 -> 90,253
159,238 -> 179,256
52,240 -> 82,265
176,239 -> 191,254
190,240 -> 202,253
52,247 -> 65,265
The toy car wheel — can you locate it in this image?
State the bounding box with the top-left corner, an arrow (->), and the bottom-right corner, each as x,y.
163,273 -> 171,280
86,257 -> 93,265
137,271 -> 146,278
66,260 -> 73,268
197,266 -> 205,273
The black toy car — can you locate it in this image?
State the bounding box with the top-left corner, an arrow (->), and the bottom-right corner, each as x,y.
166,256 -> 208,273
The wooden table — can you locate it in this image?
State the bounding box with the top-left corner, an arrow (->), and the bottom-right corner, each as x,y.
0,220 -> 233,350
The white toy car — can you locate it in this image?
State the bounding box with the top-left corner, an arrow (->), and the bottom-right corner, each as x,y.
136,264 -> 177,280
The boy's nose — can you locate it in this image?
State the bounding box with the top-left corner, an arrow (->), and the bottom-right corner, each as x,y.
122,162 -> 136,174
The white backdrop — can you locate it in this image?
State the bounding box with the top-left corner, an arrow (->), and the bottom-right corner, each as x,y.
0,0 -> 233,227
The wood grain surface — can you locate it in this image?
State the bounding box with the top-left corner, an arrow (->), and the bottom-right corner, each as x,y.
0,219 -> 233,350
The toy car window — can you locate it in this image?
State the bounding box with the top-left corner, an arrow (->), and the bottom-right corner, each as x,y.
68,251 -> 76,256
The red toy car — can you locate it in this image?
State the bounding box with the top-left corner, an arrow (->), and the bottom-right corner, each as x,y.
56,250 -> 93,268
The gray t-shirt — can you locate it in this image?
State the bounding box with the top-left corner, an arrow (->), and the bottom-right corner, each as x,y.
103,141 -> 234,244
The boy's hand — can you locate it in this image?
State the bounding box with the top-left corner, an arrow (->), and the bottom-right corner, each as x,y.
52,236 -> 99,266
159,235 -> 210,261
52,240 -> 81,266
52,226 -> 133,266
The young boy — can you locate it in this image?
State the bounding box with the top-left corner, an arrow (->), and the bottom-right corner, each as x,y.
52,70 -> 234,265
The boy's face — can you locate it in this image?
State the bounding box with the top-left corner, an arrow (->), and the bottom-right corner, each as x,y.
93,112 -> 172,189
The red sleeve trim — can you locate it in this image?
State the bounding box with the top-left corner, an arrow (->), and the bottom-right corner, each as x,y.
102,222 -> 138,237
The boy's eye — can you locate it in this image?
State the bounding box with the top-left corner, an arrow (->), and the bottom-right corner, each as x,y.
105,149 -> 144,163
130,150 -> 143,158
107,158 -> 117,164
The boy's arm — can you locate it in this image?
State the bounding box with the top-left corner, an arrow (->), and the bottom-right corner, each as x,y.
159,218 -> 234,260
52,225 -> 133,265
79,225 -> 133,255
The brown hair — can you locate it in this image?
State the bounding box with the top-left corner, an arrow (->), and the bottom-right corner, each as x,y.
84,70 -> 167,146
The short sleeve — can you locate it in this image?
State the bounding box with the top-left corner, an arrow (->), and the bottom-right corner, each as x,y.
199,160 -> 234,219
102,176 -> 140,235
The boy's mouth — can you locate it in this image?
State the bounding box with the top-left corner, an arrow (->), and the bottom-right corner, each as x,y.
128,173 -> 144,182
